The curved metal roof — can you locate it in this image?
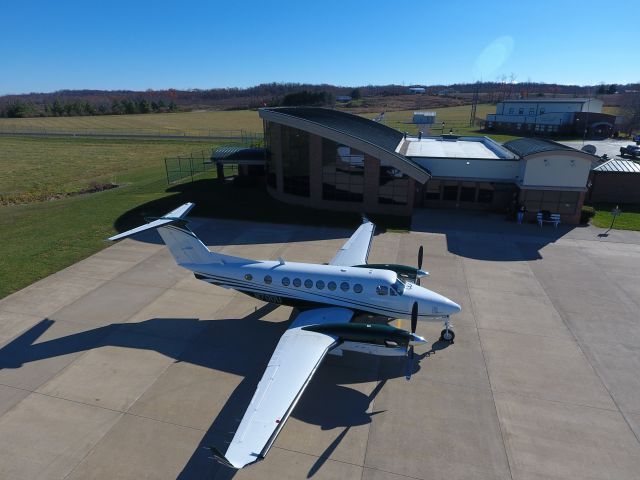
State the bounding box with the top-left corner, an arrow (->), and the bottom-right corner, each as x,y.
266,107 -> 404,152
259,107 -> 431,183
503,138 -> 580,157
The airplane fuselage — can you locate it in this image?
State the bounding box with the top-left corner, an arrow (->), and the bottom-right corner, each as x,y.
187,260 -> 460,320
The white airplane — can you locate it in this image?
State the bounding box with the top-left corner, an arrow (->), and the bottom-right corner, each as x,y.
109,202 -> 461,469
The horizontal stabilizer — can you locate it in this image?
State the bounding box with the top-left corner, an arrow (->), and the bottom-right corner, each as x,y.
108,203 -> 195,241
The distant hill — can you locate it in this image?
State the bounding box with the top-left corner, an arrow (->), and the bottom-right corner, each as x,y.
1,82 -> 637,118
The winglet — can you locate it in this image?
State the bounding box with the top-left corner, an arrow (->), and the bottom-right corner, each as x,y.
361,213 -> 370,224
209,446 -> 238,469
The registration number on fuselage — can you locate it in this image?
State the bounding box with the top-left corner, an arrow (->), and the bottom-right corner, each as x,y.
253,293 -> 282,304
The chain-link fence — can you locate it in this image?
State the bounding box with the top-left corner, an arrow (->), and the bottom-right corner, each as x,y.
164,150 -> 239,184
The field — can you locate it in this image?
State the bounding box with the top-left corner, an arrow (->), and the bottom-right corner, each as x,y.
0,137 -> 216,204
0,110 -> 264,135
0,104 -> 504,139
361,104 -> 519,142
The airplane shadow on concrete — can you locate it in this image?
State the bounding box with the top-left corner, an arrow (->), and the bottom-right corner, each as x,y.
0,304 -> 430,479
111,179 -> 380,248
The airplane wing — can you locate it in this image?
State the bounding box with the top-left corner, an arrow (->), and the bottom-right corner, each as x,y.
211,307 -> 354,469
328,219 -> 375,267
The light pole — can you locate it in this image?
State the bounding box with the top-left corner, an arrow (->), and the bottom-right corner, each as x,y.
610,205 -> 621,230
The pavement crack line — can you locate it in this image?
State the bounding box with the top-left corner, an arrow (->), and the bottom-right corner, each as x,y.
522,242 -> 640,448
461,253 -> 515,480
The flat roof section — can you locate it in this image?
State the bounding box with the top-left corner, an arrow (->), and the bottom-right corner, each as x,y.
401,136 -> 517,160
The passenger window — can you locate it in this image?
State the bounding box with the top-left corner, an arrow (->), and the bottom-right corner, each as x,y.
316,280 -> 325,290
340,282 -> 349,292
264,275 -> 272,285
244,274 -> 253,281
293,278 -> 301,287
376,285 -> 388,296
328,281 -> 337,291
353,284 -> 363,293
304,279 -> 313,288
282,277 -> 290,286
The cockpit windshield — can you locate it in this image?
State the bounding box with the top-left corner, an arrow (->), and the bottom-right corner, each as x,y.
391,278 -> 405,295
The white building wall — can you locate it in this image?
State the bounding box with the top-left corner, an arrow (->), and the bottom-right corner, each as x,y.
412,157 -> 520,181
490,100 -> 604,127
521,154 -> 591,188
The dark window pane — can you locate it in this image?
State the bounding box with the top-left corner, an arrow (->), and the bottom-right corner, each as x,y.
477,189 -> 493,203
460,186 -> 476,202
442,185 -> 458,201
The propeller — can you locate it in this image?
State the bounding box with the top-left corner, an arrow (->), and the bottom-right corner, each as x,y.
410,301 -> 418,334
416,246 -> 424,285
405,302 -> 419,380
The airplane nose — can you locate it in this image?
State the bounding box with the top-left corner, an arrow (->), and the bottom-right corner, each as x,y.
420,289 -> 462,316
443,298 -> 462,315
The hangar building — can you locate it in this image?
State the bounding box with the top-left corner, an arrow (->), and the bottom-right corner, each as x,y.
485,98 -> 616,138
259,107 -> 595,224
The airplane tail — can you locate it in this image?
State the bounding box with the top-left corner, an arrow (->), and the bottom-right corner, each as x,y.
108,203 -> 249,266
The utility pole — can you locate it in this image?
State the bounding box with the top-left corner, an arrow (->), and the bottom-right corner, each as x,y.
470,81 -> 480,126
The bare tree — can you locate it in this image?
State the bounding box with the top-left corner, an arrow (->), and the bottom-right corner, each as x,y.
619,92 -> 640,136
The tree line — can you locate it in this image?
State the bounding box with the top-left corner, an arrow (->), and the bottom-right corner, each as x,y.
1,98 -> 178,118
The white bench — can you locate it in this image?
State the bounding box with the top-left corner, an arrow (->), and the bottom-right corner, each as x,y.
537,212 -> 561,228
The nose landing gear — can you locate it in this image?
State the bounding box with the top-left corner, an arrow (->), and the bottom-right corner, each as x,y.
439,316 -> 455,342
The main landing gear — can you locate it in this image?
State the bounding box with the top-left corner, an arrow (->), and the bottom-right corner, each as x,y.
439,316 -> 455,342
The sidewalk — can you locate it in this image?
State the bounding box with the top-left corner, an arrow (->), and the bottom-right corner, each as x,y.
411,208 -> 640,246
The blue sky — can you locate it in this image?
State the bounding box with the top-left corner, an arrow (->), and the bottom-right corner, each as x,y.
1,0 -> 638,95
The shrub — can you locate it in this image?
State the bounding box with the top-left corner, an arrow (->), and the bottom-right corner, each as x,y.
581,205 -> 596,224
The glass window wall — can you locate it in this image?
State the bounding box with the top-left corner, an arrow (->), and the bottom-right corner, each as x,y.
322,139 -> 364,202
379,160 -> 409,205
281,125 -> 310,197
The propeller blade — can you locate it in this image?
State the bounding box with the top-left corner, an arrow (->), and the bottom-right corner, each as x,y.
416,277 -> 421,286
411,302 -> 418,334
405,345 -> 415,380
418,246 -> 424,270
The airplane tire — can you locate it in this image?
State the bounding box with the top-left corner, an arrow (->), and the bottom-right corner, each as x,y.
440,329 -> 455,342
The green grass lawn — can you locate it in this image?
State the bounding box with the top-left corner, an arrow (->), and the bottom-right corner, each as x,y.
590,203 -> 640,231
0,136 -> 217,204
0,172 -> 408,300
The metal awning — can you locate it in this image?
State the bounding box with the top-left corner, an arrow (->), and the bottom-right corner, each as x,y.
593,159 -> 640,173
210,147 -> 267,165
